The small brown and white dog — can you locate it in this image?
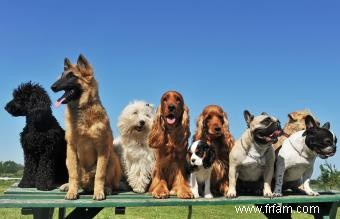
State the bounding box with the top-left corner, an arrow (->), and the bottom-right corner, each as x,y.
51,54 -> 122,200
116,101 -> 156,193
227,110 -> 283,198
193,105 -> 234,196
186,140 -> 216,198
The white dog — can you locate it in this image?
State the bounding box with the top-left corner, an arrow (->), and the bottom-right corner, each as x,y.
116,101 -> 156,193
273,116 -> 336,197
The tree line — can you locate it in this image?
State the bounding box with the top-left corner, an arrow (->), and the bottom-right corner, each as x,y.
0,161 -> 24,176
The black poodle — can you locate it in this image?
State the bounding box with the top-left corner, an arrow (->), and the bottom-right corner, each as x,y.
5,82 -> 68,190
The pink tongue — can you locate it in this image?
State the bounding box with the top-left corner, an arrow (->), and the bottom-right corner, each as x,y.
270,130 -> 283,138
166,118 -> 176,125
54,98 -> 66,108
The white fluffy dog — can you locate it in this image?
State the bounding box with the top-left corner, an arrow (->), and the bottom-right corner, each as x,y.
116,101 -> 156,193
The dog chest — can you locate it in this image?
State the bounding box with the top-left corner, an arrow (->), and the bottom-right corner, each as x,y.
238,161 -> 265,182
194,168 -> 212,183
283,163 -> 313,182
76,139 -> 98,168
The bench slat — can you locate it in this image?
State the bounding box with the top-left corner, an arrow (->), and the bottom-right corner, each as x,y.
0,193 -> 339,208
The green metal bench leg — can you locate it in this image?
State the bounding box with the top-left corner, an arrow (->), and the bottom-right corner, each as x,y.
311,201 -> 339,219
33,208 -> 54,219
59,207 -> 66,219
21,208 -> 54,219
115,207 -> 126,214
187,205 -> 192,219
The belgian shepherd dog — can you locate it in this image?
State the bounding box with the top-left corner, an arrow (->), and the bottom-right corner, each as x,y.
51,54 -> 121,200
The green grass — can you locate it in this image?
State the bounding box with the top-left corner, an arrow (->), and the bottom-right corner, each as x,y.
0,180 -> 337,219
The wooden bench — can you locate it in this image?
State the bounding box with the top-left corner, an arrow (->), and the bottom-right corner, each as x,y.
0,184 -> 339,219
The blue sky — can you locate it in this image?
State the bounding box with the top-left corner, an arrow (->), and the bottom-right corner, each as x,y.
0,0 -> 339,178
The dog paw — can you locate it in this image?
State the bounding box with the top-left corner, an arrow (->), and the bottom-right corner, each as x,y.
36,182 -> 55,191
204,193 -> 213,199
306,191 -> 319,196
104,187 -> 112,195
65,191 -> 78,200
59,183 -> 69,192
169,190 -> 177,195
263,191 -> 273,198
193,192 -> 200,199
226,190 -> 237,199
177,190 -> 194,199
133,187 -> 146,194
273,192 -> 283,197
93,191 -> 106,200
152,191 -> 170,199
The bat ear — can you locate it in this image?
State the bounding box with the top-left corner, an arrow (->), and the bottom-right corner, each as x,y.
244,110 -> 254,127
322,122 -> 330,130
288,112 -> 297,122
305,115 -> 318,129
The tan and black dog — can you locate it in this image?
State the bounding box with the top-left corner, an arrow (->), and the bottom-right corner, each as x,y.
51,54 -> 121,200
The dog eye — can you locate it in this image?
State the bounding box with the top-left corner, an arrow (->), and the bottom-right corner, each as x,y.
176,97 -> 181,103
262,118 -> 271,126
162,97 -> 167,102
133,111 -> 138,115
66,72 -> 75,79
325,139 -> 332,145
146,114 -> 151,118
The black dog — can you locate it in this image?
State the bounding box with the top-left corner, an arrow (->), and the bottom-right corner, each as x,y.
5,82 -> 68,190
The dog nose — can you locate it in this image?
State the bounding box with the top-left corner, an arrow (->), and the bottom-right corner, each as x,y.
168,105 -> 176,112
139,120 -> 145,126
51,84 -> 57,92
191,159 -> 196,163
215,127 -> 221,132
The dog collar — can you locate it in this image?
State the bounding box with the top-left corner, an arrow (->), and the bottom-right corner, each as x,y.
287,138 -> 313,159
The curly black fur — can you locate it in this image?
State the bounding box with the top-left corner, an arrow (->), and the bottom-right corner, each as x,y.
5,82 -> 68,190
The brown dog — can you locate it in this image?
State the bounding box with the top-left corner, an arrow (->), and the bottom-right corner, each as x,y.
51,54 -> 121,200
273,109 -> 319,150
193,105 -> 235,196
148,91 -> 193,199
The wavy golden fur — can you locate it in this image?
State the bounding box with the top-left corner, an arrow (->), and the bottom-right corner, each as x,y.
148,91 -> 193,199
193,105 -> 234,196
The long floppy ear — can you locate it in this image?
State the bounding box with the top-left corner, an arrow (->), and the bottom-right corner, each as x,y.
148,106 -> 165,148
181,105 -> 191,140
193,112 -> 205,141
77,54 -> 93,82
27,91 -> 52,129
203,144 -> 216,169
222,111 -> 235,151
